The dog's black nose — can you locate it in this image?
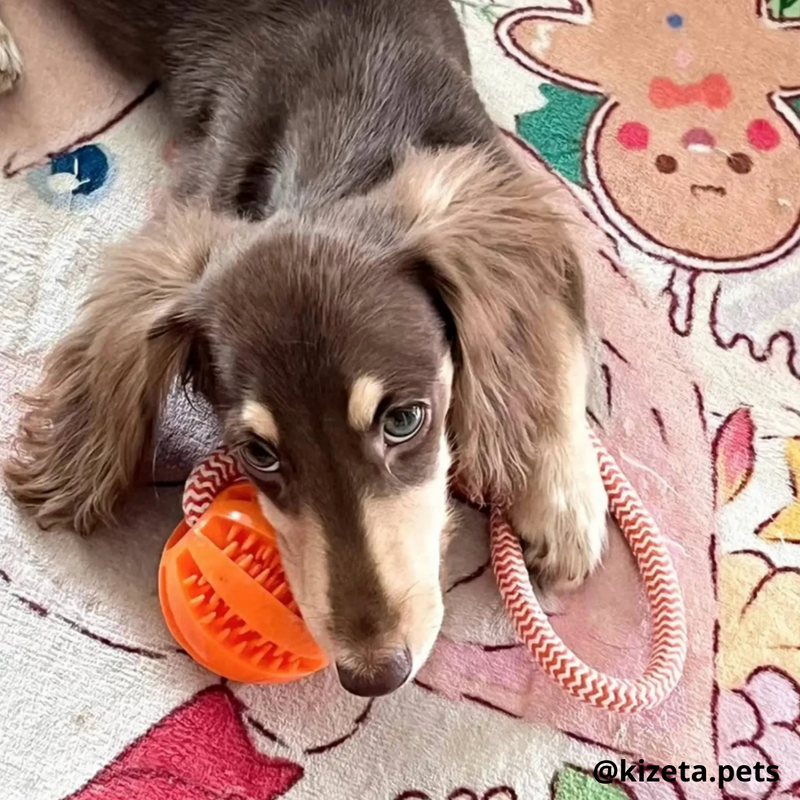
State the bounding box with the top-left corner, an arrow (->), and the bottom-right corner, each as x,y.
335,648 -> 413,697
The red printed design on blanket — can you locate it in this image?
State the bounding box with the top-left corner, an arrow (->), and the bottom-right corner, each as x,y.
64,687 -> 303,800
712,408 -> 756,508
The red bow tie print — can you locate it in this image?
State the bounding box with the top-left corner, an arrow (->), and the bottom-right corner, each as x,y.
649,74 -> 732,109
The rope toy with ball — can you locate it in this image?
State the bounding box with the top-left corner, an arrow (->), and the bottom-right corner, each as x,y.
159,426 -> 687,712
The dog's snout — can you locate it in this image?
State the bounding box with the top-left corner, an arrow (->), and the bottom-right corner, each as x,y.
335,647 -> 413,697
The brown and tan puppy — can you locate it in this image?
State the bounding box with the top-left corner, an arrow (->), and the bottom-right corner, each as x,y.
1,0 -> 606,697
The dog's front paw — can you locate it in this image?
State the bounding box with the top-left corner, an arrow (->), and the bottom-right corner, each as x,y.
510,433 -> 608,592
0,24 -> 22,94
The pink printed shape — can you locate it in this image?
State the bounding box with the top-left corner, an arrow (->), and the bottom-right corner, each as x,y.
712,407 -> 756,507
65,687 -> 303,800
617,121 -> 650,150
747,119 -> 781,151
718,669 -> 800,800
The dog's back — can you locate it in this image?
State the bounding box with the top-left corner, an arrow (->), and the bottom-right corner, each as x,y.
64,0 -> 495,215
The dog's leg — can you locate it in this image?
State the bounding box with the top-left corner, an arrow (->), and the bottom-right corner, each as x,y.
0,20 -> 22,94
509,343 -> 608,592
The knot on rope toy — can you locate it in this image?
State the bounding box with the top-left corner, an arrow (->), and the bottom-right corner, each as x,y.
181,427 -> 687,712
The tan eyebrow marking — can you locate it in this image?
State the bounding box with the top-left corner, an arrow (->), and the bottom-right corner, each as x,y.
241,399 -> 279,443
348,375 -> 384,432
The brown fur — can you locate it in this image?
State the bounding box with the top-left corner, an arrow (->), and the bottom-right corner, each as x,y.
4,142 -> 604,588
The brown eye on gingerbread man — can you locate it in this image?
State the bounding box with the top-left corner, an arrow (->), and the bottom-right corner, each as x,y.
727,152 -> 753,174
655,154 -> 678,174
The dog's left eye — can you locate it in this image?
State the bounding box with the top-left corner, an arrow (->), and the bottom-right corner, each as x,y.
241,439 -> 281,472
383,404 -> 425,445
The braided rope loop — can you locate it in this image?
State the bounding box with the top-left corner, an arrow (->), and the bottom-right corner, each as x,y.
490,429 -> 687,712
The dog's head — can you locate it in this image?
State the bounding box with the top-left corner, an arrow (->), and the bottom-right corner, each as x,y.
12,145 -> 579,695
196,221 -> 456,695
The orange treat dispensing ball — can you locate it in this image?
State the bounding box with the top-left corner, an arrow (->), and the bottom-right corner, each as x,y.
159,481 -> 328,683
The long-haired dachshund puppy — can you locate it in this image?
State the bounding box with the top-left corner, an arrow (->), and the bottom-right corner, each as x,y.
2,0 -> 606,696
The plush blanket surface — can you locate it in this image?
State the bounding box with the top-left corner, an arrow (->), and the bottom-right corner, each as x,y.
1,1 -> 798,798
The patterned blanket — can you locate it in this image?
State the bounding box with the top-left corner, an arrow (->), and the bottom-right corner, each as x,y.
1,0 -> 798,798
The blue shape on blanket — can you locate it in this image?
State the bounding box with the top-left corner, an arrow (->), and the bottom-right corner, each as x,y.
50,145 -> 109,195
28,143 -> 114,209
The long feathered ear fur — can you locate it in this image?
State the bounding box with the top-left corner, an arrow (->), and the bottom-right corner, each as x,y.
3,204 -> 237,534
388,144 -> 586,505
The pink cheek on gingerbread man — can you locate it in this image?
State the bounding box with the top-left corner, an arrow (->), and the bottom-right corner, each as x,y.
747,119 -> 780,151
617,122 -> 650,150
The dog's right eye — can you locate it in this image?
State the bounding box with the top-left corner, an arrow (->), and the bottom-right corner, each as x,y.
241,439 -> 280,473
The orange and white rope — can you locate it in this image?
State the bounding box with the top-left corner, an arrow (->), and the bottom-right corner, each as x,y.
490,429 -> 687,712
183,446 -> 243,526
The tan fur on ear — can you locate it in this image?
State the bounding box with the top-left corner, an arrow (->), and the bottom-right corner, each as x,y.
3,204 -> 237,534
387,144 -> 586,504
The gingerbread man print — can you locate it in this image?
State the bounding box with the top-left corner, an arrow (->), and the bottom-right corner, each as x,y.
499,0 -> 800,270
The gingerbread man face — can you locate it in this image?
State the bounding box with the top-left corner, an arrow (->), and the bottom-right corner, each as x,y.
501,0 -> 800,269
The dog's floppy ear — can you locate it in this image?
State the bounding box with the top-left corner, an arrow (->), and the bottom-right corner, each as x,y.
389,145 -> 586,504
4,204 -> 239,534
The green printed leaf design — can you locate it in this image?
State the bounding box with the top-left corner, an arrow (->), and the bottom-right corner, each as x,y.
516,84 -> 604,187
771,0 -> 800,20
553,766 -> 628,800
